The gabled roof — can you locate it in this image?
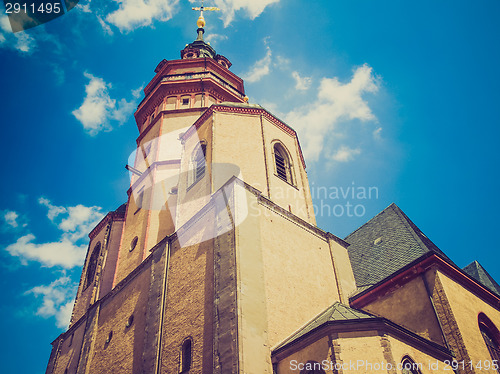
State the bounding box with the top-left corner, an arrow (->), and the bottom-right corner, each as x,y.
463,261 -> 500,296
345,203 -> 454,288
273,302 -> 375,351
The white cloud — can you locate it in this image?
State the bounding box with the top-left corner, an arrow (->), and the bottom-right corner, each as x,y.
58,204 -> 104,242
72,72 -> 137,135
285,64 -> 380,162
131,86 -> 143,99
77,2 -> 92,13
39,198 -> 104,242
292,71 -> 311,91
25,276 -> 77,329
0,15 -> 36,53
97,15 -> 114,35
5,234 -> 87,268
331,146 -> 361,162
205,33 -> 228,44
105,0 -> 179,32
4,198 -> 103,268
373,126 -> 383,140
242,44 -> 272,83
4,211 -> 19,228
211,0 -> 280,26
39,197 -> 66,220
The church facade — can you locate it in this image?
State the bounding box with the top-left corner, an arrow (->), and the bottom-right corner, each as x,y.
45,17 -> 500,374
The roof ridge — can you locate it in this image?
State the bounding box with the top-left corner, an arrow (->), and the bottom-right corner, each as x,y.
463,260 -> 500,296
390,204 -> 431,255
344,202 -> 397,240
392,205 -> 453,263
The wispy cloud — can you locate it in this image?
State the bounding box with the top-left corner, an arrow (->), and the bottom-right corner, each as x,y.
25,275 -> 77,329
0,15 -> 36,53
205,33 -> 228,45
241,43 -> 272,83
331,146 -> 361,162
105,0 -> 179,32
72,72 -> 138,135
292,71 -> 312,91
285,64 -> 380,162
373,126 -> 383,140
212,0 -> 280,27
4,198 -> 103,268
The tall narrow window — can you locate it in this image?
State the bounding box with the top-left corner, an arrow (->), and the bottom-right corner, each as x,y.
274,143 -> 293,184
84,242 -> 101,290
479,314 -> 500,370
180,338 -> 192,373
190,143 -> 206,186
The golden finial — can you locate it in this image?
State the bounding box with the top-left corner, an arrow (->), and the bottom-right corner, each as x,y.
197,16 -> 205,28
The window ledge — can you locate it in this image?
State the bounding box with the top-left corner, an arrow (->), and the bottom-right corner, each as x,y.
274,173 -> 298,190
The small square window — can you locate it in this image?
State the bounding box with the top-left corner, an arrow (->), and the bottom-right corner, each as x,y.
182,98 -> 190,106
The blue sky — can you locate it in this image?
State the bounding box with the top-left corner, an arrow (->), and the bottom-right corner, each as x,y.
1,0 -> 499,372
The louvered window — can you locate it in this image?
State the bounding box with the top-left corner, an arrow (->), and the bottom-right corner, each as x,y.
274,144 -> 293,184
194,144 -> 206,182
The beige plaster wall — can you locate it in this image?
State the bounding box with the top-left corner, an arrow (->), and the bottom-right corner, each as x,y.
437,271 -> 500,373
257,199 -> 340,346
389,336 -> 448,373
276,337 -> 331,374
212,112 -> 268,194
262,116 -> 315,225
360,274 -> 445,344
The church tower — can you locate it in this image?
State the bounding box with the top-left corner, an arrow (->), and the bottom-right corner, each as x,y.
46,7 -> 500,374
45,9 -> 356,374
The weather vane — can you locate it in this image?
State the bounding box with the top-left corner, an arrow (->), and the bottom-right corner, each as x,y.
192,0 -> 220,29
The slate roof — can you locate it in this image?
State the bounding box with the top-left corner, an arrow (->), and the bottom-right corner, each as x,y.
273,302 -> 375,351
345,203 -> 454,288
463,261 -> 500,296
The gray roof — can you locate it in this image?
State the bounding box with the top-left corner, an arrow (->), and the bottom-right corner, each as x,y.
345,203 -> 453,288
463,261 -> 500,296
274,302 -> 375,351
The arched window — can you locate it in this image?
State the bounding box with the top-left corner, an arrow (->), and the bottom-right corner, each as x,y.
299,361 -> 326,374
84,242 -> 101,290
273,143 -> 293,184
479,313 -> 500,368
189,143 -> 206,186
401,356 -> 422,374
180,338 -> 192,373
